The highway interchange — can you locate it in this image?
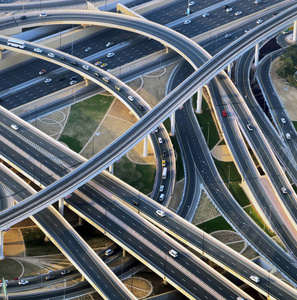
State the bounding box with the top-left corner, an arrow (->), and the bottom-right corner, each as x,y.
0,0 -> 296,298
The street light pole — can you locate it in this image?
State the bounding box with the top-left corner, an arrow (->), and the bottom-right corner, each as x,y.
207,122 -> 210,145
228,165 -> 230,189
121,258 -> 124,280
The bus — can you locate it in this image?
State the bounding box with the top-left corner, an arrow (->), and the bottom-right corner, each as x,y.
162,167 -> 167,180
7,39 -> 25,49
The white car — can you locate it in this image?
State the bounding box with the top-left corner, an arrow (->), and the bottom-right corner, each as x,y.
159,185 -> 164,192
156,210 -> 165,217
106,52 -> 115,58
48,53 -> 55,58
158,137 -> 163,144
281,187 -> 287,194
128,95 -> 134,101
34,48 -> 42,53
285,133 -> 291,140
256,19 -> 263,24
237,297 -> 245,300
247,124 -> 253,131
254,0 -> 261,3
106,42 -> 113,47
159,193 -> 165,201
245,28 -> 251,33
18,280 -> 29,285
250,275 -> 260,283
85,47 -> 92,52
39,13 -> 47,17
235,11 -> 242,16
202,13 -> 209,18
169,249 -> 178,258
11,124 -> 19,130
226,7 -> 233,12
82,65 -> 89,70
70,80 -> 77,85
61,269 -> 71,275
105,249 -> 114,256
189,1 -> 195,6
44,78 -> 52,84
225,33 -> 232,39
280,118 -> 286,124
184,19 -> 191,25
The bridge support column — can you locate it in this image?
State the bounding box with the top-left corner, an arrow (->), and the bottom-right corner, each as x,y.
0,231 -> 4,260
78,216 -> 83,226
84,78 -> 89,86
0,50 -> 2,60
293,20 -> 297,42
227,64 -> 232,78
109,164 -> 114,174
165,46 -> 169,54
58,198 -> 64,216
143,136 -> 148,157
44,235 -> 49,242
196,88 -> 203,113
254,43 -> 260,67
123,249 -> 126,257
170,112 -> 175,136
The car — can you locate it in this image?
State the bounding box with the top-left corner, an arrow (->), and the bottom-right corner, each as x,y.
48,53 -> 55,58
18,280 -> 29,285
254,0 -> 261,3
250,276 -> 260,283
245,28 -> 251,33
235,11 -> 242,16
64,194 -> 72,199
163,150 -> 167,157
189,1 -> 195,6
202,13 -> 209,18
39,13 -> 47,17
237,297 -> 245,300
39,69 -> 46,75
128,95 -> 134,101
70,80 -> 77,85
156,210 -> 165,217
82,65 -> 89,70
169,249 -> 178,258
60,56 -> 65,61
226,7 -> 233,12
115,85 -> 121,91
159,185 -> 164,192
0,282 -> 7,288
285,133 -> 291,140
225,33 -> 232,39
44,78 -> 52,84
85,47 -> 92,52
184,19 -> 191,25
95,61 -> 102,66
105,249 -> 114,256
159,193 -> 165,201
222,5 -> 229,10
154,127 -> 159,133
20,15 -> 27,20
158,137 -> 163,144
70,76 -> 77,81
162,160 -> 166,167
138,105 -> 143,111
61,269 -> 71,275
272,13 -> 278,17
247,124 -> 253,131
280,118 -> 286,124
222,110 -> 227,117
102,77 -> 109,83
11,124 -> 19,130
45,275 -> 55,281
282,29 -> 290,35
34,48 -> 42,53
100,63 -> 108,68
71,61 -> 78,66
133,200 -> 139,206
281,187 -> 287,194
256,19 -> 263,24
107,52 -> 115,58
94,72 -> 100,78
58,77 -> 65,82
106,42 -> 113,47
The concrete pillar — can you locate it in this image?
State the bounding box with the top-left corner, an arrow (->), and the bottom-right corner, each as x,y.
165,46 -> 169,54
0,231 -> 4,260
58,198 -> 64,216
293,20 -> 297,42
44,235 -> 49,242
143,136 -> 148,157
170,112 -> 175,136
123,249 -> 126,257
84,78 -> 89,86
109,164 -> 114,174
254,43 -> 260,67
78,216 -> 83,226
227,64 -> 232,78
0,50 -> 2,60
196,88 -> 203,113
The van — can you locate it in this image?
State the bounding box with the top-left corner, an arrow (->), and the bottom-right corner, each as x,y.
105,249 -> 114,256
159,193 -> 165,201
169,249 -> 178,258
102,77 -> 109,83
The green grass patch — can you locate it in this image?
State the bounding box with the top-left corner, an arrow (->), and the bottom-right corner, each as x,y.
22,227 -> 60,256
194,97 -> 220,150
293,121 -> 297,131
214,159 -> 241,184
229,182 -> 250,207
114,156 -> 156,195
244,205 -> 275,237
197,216 -> 233,233
163,118 -> 171,133
59,94 -> 113,152
170,136 -> 184,181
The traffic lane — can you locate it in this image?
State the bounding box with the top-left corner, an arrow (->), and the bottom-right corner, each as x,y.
69,192 -> 244,300
33,207 -> 133,300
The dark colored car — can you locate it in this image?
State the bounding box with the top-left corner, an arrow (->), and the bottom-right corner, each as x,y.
60,56 -> 65,61
133,200 -> 139,206
45,275 -> 55,281
20,16 -> 27,20
138,105 -> 143,111
70,61 -> 78,66
70,76 -> 77,81
58,77 -> 65,82
163,150 -> 167,157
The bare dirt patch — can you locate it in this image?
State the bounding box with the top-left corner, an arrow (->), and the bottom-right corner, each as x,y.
211,230 -> 243,244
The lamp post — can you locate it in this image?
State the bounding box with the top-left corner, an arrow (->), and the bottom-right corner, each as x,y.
121,258 -> 124,280
207,122 -> 210,145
